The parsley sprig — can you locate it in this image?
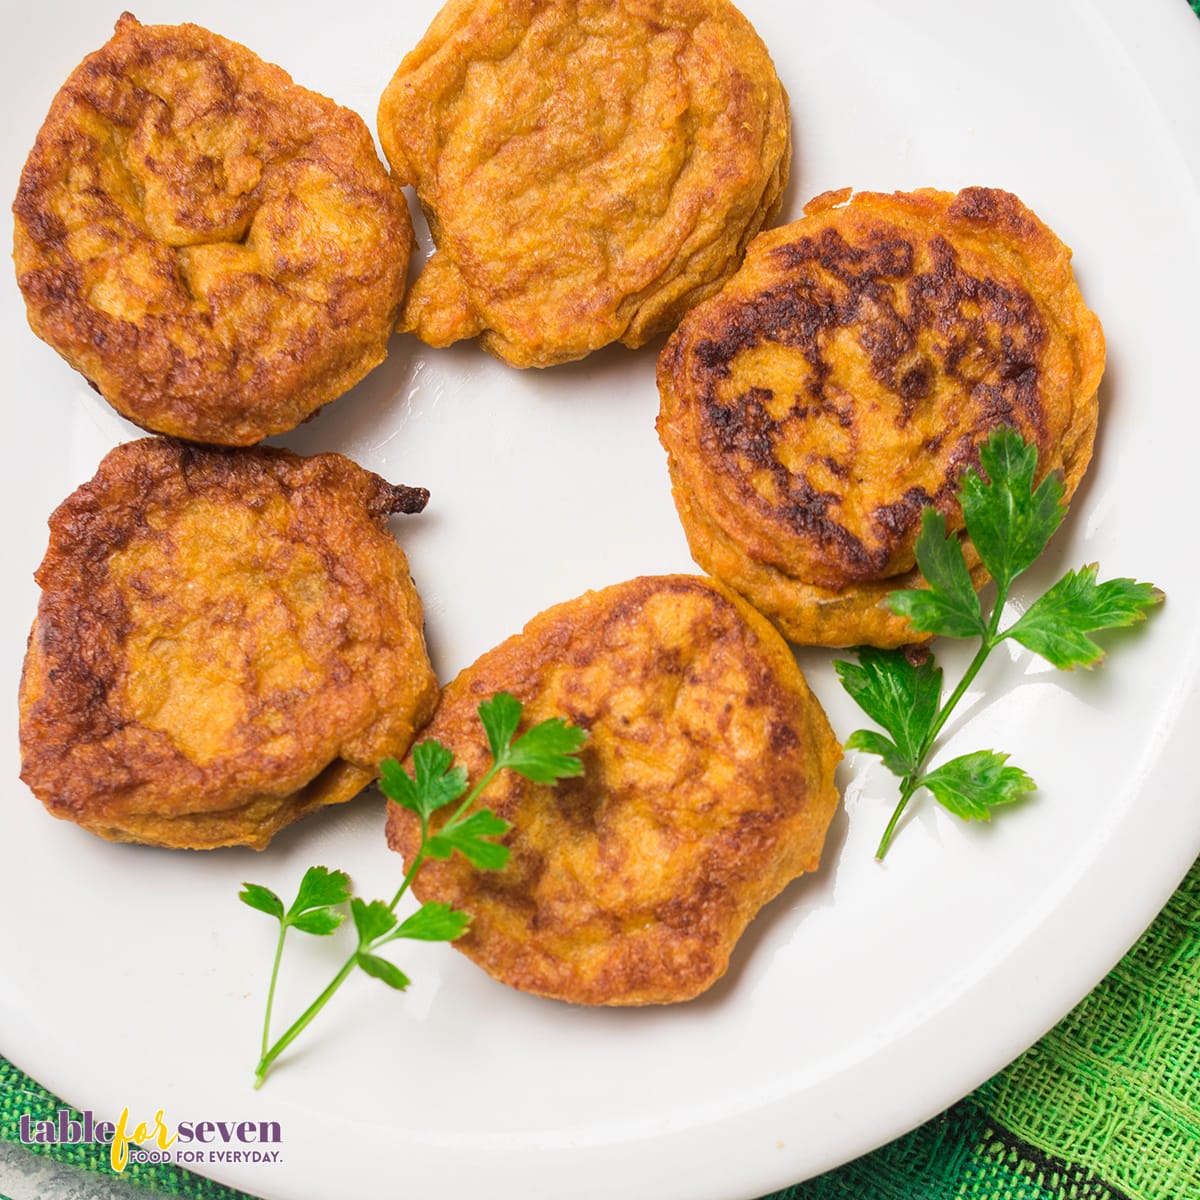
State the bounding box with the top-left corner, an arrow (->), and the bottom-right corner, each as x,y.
240,692 -> 587,1087
836,427 -> 1162,860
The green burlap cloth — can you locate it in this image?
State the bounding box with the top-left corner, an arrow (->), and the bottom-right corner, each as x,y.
2,854 -> 1197,1200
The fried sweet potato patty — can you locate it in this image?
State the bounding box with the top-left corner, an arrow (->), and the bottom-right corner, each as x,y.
386,575 -> 841,1005
19,439 -> 437,850
13,14 -> 412,445
377,0 -> 790,367
657,187 -> 1105,647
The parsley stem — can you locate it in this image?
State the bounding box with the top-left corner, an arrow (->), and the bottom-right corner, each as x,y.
917,638 -> 992,762
388,849 -> 426,911
254,954 -> 358,1089
922,580 -> 1010,756
878,582 -> 1013,861
256,759 -> 510,1086
385,759 -> 502,910
875,777 -> 919,860
260,923 -> 288,1062
447,760 -> 504,827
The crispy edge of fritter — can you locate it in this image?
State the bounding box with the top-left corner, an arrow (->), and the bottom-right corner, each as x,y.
18,438 -> 438,850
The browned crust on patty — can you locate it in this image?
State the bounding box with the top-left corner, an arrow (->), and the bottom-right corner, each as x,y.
19,438 -> 438,849
377,0 -> 790,367
386,575 -> 842,1004
656,187 -> 1105,647
13,13 -> 412,445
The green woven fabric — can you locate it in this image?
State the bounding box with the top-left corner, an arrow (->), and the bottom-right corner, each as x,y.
2,855 -> 1196,1200
765,855 -> 1200,1200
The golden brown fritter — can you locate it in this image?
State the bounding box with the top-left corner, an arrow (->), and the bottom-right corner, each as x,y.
13,14 -> 412,446
386,575 -> 841,1005
657,187 -> 1105,648
377,0 -> 790,368
19,438 -> 438,850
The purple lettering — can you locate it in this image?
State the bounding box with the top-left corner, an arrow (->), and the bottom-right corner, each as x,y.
55,1111 -> 83,1144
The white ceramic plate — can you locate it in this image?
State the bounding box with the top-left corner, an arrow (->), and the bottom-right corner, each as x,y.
2,2 -> 1199,1198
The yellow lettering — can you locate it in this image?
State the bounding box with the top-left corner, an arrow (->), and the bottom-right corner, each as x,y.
110,1107 -> 131,1173
108,1106 -> 177,1171
153,1110 -> 178,1150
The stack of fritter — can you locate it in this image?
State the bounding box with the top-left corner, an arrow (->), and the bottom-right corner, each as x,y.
13,14 -> 412,446
387,575 -> 841,1004
19,439 -> 438,850
657,187 -> 1105,647
378,0 -> 791,367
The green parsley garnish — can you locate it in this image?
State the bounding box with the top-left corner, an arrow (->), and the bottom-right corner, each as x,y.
240,692 -> 587,1088
836,426 -> 1163,860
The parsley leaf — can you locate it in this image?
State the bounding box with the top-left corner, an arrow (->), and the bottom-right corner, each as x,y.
843,729 -> 912,779
350,898 -> 398,945
356,953 -> 411,991
240,866 -> 354,1072
478,692 -> 523,762
1006,566 -> 1164,669
960,426 -> 1065,591
239,883 -> 284,921
427,809 -> 512,870
289,909 -> 345,936
479,691 -> 589,782
394,902 -> 472,943
919,751 -> 1037,821
889,509 -> 986,639
240,867 -> 351,935
240,866 -> 353,933
287,866 -> 352,923
834,647 -> 942,774
502,718 -> 589,782
380,743 -> 467,820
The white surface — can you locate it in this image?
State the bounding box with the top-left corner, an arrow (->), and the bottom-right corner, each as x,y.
2,2 -> 1199,1199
